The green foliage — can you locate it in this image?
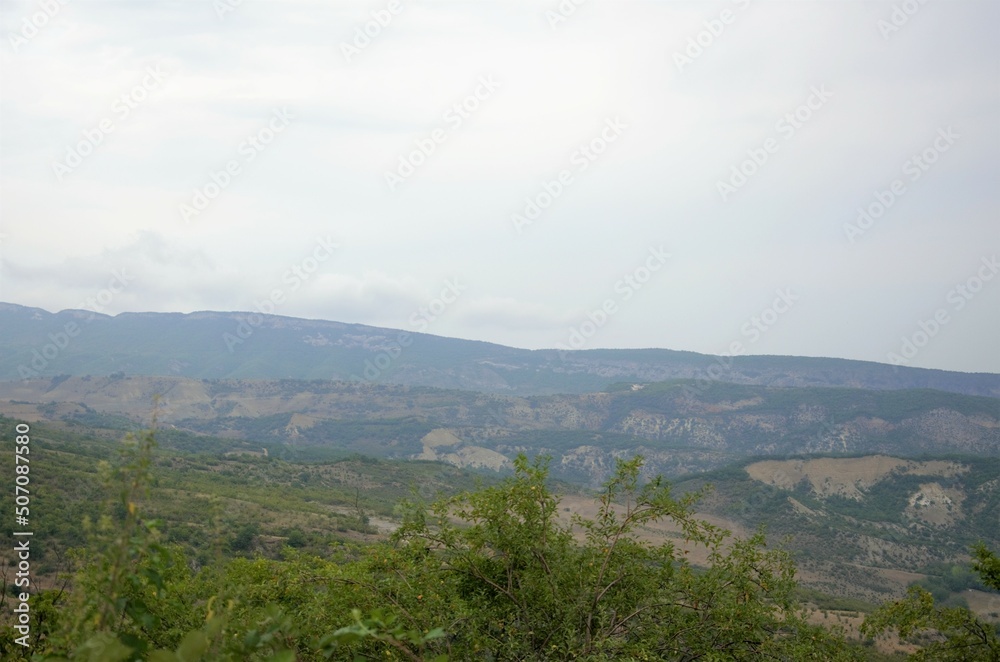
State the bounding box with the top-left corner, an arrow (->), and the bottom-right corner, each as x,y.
794,588 -> 876,614
666,453 -> 1000,604
230,524 -> 259,553
179,415 -> 436,458
319,609 -> 447,662
5,416 -> 957,660
25,424 -> 303,661
823,474 -> 930,524
861,546 -> 1000,660
391,454 -> 862,660
911,562 -> 987,604
972,543 -> 1000,591
0,418 -> 495,568
284,528 -> 307,549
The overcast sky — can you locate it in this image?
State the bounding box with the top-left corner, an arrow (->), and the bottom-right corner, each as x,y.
1,0 -> 997,373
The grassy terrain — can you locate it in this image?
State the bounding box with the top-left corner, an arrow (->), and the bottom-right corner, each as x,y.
1,414 -> 996,659
0,416 -> 499,574
4,412 -> 996,613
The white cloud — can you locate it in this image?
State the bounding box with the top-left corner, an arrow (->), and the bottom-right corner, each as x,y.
1,0 -> 997,373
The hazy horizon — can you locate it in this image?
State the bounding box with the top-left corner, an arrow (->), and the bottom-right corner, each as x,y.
1,1 -> 997,373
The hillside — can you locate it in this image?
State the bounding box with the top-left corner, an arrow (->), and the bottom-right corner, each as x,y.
3,302 -> 999,397
674,455 -> 1000,606
0,416 -> 500,575
2,375 -> 997,485
5,416 -> 912,660
3,416 -> 996,639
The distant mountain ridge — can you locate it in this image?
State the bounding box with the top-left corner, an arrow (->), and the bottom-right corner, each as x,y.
1,302 -> 998,397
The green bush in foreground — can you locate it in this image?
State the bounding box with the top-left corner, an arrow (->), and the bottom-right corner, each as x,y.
391,454 -> 859,660
5,428 -> 868,660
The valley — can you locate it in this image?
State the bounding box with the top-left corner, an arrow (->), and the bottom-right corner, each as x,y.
1,306 -> 998,659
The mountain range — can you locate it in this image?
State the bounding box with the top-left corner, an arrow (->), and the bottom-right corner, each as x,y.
2,302 -> 998,397
3,302 -> 999,617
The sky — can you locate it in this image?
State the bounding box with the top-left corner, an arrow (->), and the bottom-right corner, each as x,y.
0,0 -> 997,374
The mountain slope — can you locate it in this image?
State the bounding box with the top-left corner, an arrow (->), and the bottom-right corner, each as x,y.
3,375 -> 997,484
673,454 -> 1000,604
2,302 -> 998,396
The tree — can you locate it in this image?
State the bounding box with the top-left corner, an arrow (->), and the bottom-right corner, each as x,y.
16,423 -> 865,661
392,454 -> 859,660
972,543 -> 1000,592
862,544 -> 1000,661
33,424 -> 301,661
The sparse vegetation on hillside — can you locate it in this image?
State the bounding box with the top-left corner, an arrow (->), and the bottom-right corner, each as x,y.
1,406 -> 998,659
4,375 -> 999,487
0,422 -> 870,660
670,455 -> 1000,605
